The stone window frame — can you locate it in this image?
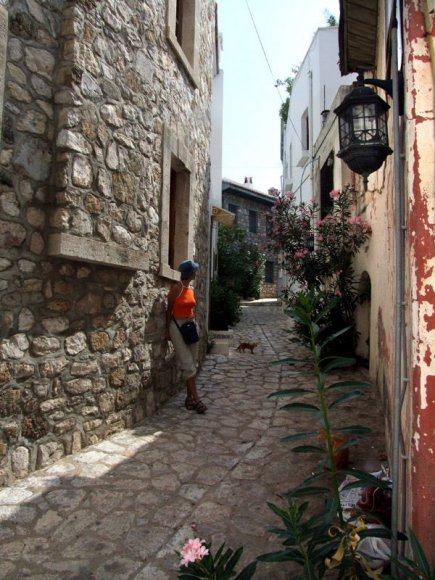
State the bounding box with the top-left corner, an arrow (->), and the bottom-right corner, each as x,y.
160,125 -> 195,281
166,0 -> 200,87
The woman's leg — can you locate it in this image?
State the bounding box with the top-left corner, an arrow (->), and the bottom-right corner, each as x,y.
169,321 -> 205,411
186,374 -> 206,413
186,374 -> 199,401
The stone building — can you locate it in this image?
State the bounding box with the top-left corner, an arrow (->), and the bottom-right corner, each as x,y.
0,0 -> 219,485
222,178 -> 279,298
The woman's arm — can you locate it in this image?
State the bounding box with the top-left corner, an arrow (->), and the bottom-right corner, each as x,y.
165,282 -> 180,340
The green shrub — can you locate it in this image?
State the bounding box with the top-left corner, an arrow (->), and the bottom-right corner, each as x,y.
209,280 -> 240,330
217,225 -> 265,300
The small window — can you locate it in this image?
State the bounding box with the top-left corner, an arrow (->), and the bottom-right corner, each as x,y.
168,161 -> 190,269
228,203 -> 238,224
301,109 -> 309,151
266,215 -> 273,237
160,126 -> 195,279
167,0 -> 199,86
265,261 -> 274,283
249,210 -> 257,233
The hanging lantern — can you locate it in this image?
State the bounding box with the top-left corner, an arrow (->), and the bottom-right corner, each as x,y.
334,83 -> 393,188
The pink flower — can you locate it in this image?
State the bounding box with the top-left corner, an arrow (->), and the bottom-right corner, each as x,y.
295,249 -> 309,258
285,191 -> 296,199
334,289 -> 342,297
180,538 -> 209,566
329,189 -> 340,200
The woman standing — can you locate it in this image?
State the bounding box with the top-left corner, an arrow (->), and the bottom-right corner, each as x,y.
166,259 -> 207,414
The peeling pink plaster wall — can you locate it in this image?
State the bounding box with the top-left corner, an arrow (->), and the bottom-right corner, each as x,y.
404,0 -> 435,563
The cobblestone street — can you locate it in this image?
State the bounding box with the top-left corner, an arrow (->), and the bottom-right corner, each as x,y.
0,303 -> 386,579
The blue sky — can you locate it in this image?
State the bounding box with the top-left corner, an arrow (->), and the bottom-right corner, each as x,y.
218,0 -> 340,193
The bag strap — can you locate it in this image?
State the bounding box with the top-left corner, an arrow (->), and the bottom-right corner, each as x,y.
172,315 -> 181,330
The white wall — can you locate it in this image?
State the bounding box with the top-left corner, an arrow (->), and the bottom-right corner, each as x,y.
210,69 -> 224,210
282,26 -> 356,202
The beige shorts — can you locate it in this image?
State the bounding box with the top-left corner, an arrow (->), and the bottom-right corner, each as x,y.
169,318 -> 199,379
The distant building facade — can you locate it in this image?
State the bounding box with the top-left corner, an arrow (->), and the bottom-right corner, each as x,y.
222,179 -> 279,298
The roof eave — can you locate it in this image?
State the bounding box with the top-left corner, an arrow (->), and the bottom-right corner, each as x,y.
339,0 -> 379,75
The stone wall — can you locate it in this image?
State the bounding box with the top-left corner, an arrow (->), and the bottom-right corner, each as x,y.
0,0 -> 216,485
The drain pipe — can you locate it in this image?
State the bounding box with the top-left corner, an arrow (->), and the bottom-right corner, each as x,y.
390,14 -> 406,574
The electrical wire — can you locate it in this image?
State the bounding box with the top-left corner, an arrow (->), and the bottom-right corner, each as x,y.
244,0 -> 283,102
244,1 -> 304,152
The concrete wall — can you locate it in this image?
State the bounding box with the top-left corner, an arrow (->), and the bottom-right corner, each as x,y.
332,0 -> 435,562
402,0 -> 435,559
0,0 -> 217,485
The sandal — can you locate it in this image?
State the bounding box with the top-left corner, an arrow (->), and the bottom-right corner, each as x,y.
185,396 -> 196,410
192,400 -> 207,414
185,397 -> 207,414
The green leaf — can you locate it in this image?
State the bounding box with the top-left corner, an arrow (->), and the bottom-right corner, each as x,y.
340,468 -> 392,489
268,388 -> 312,399
223,546 -> 243,574
310,322 -> 321,336
284,370 -> 315,377
408,528 -> 432,578
314,299 -> 339,323
321,356 -> 356,372
214,542 -> 225,562
267,502 -> 292,527
319,326 -> 353,348
291,445 -> 324,453
327,380 -> 371,391
359,528 -> 392,540
328,391 -> 362,407
280,402 -> 320,413
257,549 -> 305,563
281,431 -> 317,443
296,470 -> 328,486
288,486 -> 331,497
335,425 -> 372,435
234,561 -> 257,580
391,560 -> 423,580
271,356 -> 309,365
284,308 -> 311,326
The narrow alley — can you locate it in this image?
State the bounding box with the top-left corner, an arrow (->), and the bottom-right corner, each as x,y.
0,303 -> 386,579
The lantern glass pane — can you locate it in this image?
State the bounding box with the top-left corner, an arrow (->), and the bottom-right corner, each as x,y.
377,115 -> 388,143
339,116 -> 350,147
352,103 -> 379,143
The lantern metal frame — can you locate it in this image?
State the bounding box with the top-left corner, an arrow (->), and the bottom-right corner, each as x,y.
334,72 -> 399,188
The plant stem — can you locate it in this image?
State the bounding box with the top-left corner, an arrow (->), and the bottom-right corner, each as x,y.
308,322 -> 344,528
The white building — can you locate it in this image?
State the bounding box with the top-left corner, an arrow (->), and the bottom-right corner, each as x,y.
281,26 -> 356,205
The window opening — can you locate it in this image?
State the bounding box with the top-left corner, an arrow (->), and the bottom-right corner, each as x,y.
249,210 -> 257,233
265,261 -> 274,283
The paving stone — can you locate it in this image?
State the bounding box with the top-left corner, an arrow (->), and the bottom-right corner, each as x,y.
0,303 -> 386,578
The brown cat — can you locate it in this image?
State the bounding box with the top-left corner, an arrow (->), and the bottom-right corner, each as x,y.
236,342 -> 258,353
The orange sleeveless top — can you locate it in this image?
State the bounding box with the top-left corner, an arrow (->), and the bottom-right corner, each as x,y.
172,284 -> 196,319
